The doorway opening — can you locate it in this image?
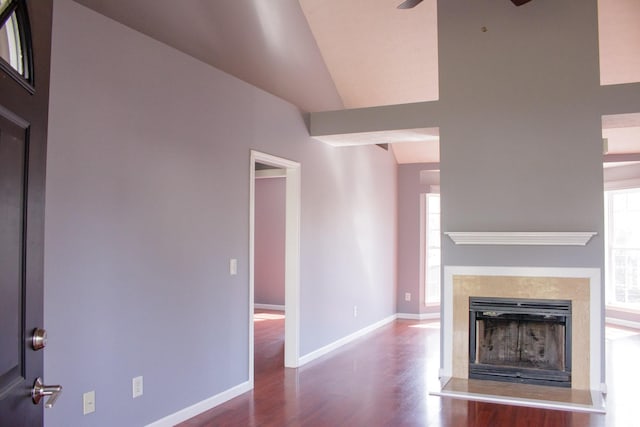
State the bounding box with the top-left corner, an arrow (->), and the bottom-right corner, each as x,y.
249,150 -> 301,386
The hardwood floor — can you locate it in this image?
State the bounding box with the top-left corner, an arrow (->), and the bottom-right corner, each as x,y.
179,312 -> 640,426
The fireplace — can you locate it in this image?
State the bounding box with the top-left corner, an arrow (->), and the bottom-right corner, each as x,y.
441,266 -> 602,392
468,297 -> 572,387
432,266 -> 605,412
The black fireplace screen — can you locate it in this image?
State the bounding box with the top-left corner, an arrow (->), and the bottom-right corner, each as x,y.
469,297 -> 572,387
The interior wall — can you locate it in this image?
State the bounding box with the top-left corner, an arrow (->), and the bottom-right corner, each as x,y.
299,143 -> 398,352
255,177 -> 285,306
397,164 -> 440,314
43,1 -> 397,425
439,0 -> 604,269
438,0 -> 605,381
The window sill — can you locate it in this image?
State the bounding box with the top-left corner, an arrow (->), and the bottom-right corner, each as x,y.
606,304 -> 640,315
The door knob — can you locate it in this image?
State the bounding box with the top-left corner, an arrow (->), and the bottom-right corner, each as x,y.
32,377 -> 62,408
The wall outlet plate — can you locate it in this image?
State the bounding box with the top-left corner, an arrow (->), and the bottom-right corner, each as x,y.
83,390 -> 95,415
132,376 -> 143,398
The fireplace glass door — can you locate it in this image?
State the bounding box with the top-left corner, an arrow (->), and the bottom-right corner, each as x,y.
469,297 -> 572,387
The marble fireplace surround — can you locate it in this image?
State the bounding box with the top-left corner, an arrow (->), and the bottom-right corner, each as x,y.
441,266 -> 603,393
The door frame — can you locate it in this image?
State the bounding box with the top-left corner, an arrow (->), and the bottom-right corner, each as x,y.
249,150 -> 301,384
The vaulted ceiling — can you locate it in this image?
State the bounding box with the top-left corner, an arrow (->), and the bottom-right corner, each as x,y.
71,0 -> 640,165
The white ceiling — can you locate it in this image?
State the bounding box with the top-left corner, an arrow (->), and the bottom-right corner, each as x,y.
71,0 -> 640,165
299,0 -> 438,109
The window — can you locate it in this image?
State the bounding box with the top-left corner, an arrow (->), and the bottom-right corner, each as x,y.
425,193 -> 440,304
605,188 -> 640,309
0,0 -> 32,83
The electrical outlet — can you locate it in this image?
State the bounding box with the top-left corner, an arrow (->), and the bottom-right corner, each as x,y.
405,292 -> 411,301
132,376 -> 143,398
83,390 -> 95,415
229,258 -> 238,276
353,305 -> 358,317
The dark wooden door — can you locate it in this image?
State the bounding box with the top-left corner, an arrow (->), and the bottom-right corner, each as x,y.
0,1 -> 52,425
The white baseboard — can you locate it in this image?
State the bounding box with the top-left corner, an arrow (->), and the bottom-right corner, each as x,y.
298,314 -> 397,366
396,312 -> 440,321
148,313 -> 433,425
254,303 -> 285,311
606,316 -> 640,330
146,381 -> 252,427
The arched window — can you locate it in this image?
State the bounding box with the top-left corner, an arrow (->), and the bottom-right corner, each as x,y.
0,0 -> 33,86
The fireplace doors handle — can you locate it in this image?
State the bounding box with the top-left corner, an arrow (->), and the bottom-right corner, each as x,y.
482,311 -> 499,317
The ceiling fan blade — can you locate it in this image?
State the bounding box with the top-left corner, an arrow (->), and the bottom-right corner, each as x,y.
397,0 -> 423,9
511,0 -> 533,5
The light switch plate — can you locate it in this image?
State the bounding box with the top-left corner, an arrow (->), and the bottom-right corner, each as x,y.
230,258 -> 238,276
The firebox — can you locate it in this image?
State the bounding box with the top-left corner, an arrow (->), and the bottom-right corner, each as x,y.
469,297 -> 572,387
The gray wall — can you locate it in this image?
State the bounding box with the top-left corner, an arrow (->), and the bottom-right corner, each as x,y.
255,177 -> 285,306
439,0 -> 604,270
43,1 -> 397,425
437,0 -> 606,381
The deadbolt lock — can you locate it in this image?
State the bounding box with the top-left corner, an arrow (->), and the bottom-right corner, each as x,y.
31,328 -> 47,351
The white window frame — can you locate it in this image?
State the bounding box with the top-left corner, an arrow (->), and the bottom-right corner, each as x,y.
604,185 -> 640,312
423,192 -> 441,306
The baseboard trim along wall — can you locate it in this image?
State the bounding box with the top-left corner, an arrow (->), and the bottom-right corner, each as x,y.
254,303 -> 285,311
146,381 -> 252,427
396,312 -> 440,321
148,312 -> 431,425
298,314 -> 397,366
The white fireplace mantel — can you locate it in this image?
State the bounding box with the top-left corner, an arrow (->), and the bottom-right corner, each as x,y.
444,231 -> 597,246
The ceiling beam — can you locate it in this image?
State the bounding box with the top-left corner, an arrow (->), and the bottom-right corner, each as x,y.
308,100 -> 441,137
603,153 -> 640,163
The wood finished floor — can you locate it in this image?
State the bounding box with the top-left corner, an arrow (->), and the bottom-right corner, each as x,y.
179,312 -> 640,426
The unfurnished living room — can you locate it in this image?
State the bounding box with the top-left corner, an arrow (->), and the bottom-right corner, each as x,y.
2,0 -> 640,426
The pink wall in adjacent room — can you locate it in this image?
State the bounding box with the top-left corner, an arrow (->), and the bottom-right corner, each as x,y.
255,177 -> 285,306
